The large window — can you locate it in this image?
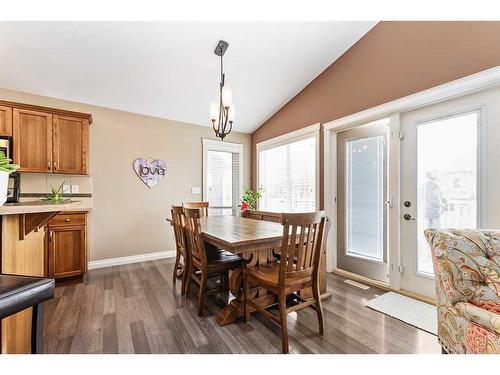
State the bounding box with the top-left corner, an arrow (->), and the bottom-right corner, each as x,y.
203,139 -> 243,216
257,124 -> 319,212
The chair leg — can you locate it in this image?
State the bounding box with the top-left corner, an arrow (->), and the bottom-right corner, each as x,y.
180,257 -> 188,296
31,302 -> 44,354
224,270 -> 230,290
312,278 -> 324,335
243,273 -> 250,323
278,292 -> 289,354
197,271 -> 207,316
172,251 -> 181,285
185,262 -> 193,298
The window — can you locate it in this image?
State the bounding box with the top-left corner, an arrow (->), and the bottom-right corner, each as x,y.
257,124 -> 320,212
203,139 -> 243,216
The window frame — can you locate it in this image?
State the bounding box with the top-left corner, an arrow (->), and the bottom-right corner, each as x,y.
202,138 -> 244,214
256,123 -> 321,212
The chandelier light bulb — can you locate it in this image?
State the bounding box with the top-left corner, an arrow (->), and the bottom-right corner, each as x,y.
228,105 -> 235,122
222,86 -> 232,108
210,102 -> 219,121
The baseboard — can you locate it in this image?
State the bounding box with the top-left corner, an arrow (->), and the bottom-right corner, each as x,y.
332,267 -> 437,306
88,250 -> 176,270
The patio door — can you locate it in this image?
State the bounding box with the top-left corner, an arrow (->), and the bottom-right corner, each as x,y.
399,99 -> 481,298
336,119 -> 390,283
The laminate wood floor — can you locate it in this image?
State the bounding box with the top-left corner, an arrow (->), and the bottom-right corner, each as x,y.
43,258 -> 441,354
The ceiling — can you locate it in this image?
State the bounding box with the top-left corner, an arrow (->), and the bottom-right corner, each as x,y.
0,22 -> 376,133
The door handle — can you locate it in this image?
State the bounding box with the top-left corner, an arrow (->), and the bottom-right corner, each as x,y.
403,214 -> 417,221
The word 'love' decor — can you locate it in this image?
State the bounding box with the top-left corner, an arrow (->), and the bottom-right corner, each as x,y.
133,158 -> 167,189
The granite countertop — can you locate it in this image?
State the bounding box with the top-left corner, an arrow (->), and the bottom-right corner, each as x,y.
0,200 -> 82,215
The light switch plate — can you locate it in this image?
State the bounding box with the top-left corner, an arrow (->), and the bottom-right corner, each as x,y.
71,185 -> 79,194
191,187 -> 201,195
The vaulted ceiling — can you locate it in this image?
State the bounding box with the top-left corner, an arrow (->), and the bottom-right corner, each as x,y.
0,21 -> 376,133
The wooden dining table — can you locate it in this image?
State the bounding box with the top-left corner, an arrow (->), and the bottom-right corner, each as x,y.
169,215 -> 330,326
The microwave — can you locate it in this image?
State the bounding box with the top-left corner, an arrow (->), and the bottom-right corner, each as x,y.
0,136 -> 11,159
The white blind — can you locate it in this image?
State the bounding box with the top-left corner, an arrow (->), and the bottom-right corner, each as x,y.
206,150 -> 239,216
258,136 -> 316,212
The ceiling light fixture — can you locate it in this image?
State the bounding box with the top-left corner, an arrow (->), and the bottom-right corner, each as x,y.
210,40 -> 234,140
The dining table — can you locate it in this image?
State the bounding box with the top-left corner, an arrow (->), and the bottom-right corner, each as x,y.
169,215 -> 330,326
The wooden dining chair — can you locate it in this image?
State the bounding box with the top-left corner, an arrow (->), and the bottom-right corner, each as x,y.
183,208 -> 242,316
241,209 -> 282,223
243,211 -> 330,353
171,205 -> 189,295
183,201 -> 209,217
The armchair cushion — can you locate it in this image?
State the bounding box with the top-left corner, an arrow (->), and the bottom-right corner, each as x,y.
425,228 -> 500,354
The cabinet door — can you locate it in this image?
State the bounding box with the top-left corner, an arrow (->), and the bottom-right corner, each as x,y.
53,115 -> 89,175
0,106 -> 13,136
12,108 -> 53,173
48,225 -> 87,278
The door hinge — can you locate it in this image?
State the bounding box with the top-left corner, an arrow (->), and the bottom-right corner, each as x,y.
399,131 -> 405,140
398,265 -> 404,273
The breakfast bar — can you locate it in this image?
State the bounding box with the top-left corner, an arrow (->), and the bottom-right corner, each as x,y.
0,200 -> 80,353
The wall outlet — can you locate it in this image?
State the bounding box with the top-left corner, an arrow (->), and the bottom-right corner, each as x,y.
191,187 -> 201,195
71,185 -> 79,194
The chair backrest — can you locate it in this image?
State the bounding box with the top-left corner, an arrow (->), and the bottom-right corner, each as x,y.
183,201 -> 209,217
279,212 -> 329,285
183,207 -> 207,267
242,210 -> 282,223
171,205 -> 187,256
425,228 -> 500,306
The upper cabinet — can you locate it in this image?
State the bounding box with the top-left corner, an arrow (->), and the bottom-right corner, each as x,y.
0,106 -> 13,136
2,101 -> 93,175
13,108 -> 53,173
53,115 -> 89,174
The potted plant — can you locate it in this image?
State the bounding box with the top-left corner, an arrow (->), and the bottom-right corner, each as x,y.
0,152 -> 19,206
240,186 -> 264,212
44,181 -> 70,202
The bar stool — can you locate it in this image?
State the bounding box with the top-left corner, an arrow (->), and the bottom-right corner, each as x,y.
0,274 -> 55,354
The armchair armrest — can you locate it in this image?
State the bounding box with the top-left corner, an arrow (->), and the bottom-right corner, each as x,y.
455,302 -> 500,334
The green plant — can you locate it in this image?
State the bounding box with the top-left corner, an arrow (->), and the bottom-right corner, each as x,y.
45,181 -> 70,202
0,151 -> 19,174
241,186 -> 264,210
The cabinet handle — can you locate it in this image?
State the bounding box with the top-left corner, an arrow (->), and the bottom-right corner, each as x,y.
49,230 -> 53,242
47,161 -> 51,170
65,218 -> 70,222
53,161 -> 57,171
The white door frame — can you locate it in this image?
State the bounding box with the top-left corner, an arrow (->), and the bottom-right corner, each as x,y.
323,65 -> 500,288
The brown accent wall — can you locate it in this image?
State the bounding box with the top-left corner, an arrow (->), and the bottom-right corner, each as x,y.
251,21 -> 500,207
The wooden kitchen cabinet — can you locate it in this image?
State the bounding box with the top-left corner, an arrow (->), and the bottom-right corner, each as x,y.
0,105 -> 13,136
5,100 -> 92,175
53,115 -> 89,174
12,108 -> 53,173
47,212 -> 88,279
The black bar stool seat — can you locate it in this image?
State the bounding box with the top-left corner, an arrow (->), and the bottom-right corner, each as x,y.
0,274 -> 55,354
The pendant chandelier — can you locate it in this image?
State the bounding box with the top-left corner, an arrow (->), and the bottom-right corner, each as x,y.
210,40 -> 235,141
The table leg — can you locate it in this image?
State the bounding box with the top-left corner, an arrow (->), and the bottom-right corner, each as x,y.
216,249 -> 277,326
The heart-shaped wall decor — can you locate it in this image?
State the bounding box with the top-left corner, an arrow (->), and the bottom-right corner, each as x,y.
133,158 -> 167,189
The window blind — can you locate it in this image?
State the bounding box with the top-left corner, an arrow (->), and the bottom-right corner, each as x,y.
258,136 -> 316,212
206,149 -> 239,216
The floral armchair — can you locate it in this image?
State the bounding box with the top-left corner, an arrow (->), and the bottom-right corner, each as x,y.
425,229 -> 500,354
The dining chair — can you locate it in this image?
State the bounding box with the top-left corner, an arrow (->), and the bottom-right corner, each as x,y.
183,201 -> 209,217
171,205 -> 189,295
243,211 -> 330,353
241,209 -> 282,223
183,208 -> 242,316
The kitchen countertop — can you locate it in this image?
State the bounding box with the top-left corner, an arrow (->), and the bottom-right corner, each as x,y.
0,200 -> 82,215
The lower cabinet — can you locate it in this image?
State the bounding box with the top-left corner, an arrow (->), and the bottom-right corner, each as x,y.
47,211 -> 88,279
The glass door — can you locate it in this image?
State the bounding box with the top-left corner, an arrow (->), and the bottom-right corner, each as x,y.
336,119 -> 390,282
400,106 -> 480,298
